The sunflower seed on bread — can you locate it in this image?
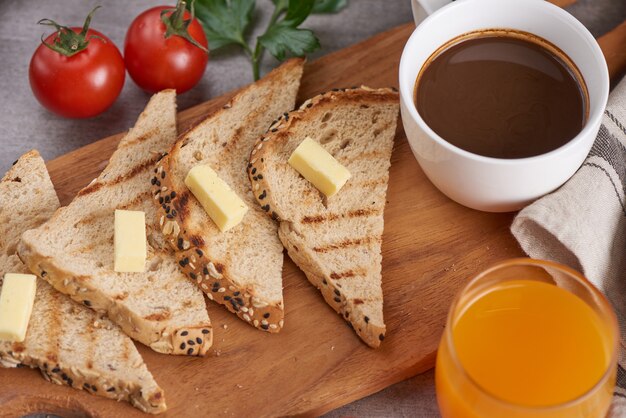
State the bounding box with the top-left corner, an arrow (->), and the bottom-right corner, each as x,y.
151,59 -> 304,332
248,87 -> 399,347
0,150 -> 166,414
18,92 -> 212,356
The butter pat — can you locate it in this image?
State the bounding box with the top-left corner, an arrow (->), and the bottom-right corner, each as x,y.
288,137 -> 351,197
185,165 -> 248,232
114,210 -> 147,272
0,273 -> 37,342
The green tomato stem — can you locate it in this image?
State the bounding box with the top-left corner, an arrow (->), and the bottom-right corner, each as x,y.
161,0 -> 208,53
38,6 -> 102,57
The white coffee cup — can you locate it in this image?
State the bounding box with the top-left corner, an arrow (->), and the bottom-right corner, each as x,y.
400,0 -> 609,212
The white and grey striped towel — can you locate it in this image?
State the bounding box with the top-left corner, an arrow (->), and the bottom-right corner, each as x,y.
511,75 -> 626,416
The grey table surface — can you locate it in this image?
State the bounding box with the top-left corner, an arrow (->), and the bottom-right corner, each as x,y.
1,0 -> 624,417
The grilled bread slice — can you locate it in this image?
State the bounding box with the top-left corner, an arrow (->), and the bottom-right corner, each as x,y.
18,91 -> 213,356
151,59 -> 304,332
1,151 -> 165,414
248,88 -> 399,347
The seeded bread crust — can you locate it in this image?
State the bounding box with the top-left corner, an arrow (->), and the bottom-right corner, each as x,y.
248,87 -> 399,348
18,91 -> 212,356
0,313 -> 166,414
15,250 -> 213,357
151,59 -> 304,332
1,151 -> 166,414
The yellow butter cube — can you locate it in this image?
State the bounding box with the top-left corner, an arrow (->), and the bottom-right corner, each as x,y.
288,137 -> 351,197
114,210 -> 147,272
0,273 -> 37,342
185,165 -> 248,232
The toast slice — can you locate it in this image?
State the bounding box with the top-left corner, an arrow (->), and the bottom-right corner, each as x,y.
18,91 -> 213,356
1,151 -> 165,414
152,59 -> 304,332
248,87 -> 399,347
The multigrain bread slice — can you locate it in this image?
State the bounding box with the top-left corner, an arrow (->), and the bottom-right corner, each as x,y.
18,91 -> 213,356
152,59 -> 304,332
0,151 -> 165,414
248,87 -> 399,347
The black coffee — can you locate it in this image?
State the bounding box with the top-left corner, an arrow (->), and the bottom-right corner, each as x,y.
415,32 -> 587,159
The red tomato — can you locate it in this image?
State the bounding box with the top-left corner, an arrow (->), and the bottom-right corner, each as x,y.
124,4 -> 209,94
29,28 -> 125,119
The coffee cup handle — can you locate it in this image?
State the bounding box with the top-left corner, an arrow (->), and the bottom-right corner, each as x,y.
412,0 -> 453,25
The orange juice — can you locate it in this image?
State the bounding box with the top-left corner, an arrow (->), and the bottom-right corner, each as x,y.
437,278 -> 617,418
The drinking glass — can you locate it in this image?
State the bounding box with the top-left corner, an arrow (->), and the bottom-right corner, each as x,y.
436,258 -> 619,418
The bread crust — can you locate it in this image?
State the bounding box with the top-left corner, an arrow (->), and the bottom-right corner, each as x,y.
248,87 -> 398,348
0,333 -> 166,414
17,243 -> 212,356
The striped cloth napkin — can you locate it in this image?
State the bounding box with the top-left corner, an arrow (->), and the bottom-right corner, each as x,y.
511,75 -> 626,416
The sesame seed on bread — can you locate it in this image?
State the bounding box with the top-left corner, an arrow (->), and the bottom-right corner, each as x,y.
151,59 -> 304,332
0,151 -> 166,414
248,87 -> 399,348
18,92 -> 213,357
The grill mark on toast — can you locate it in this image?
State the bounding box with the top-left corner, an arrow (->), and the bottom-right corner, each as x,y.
118,190 -> 154,210
85,310 -> 97,375
174,192 -> 190,222
301,208 -> 381,224
78,156 -> 158,197
342,150 -> 386,163
72,191 -> 153,229
189,235 -> 205,248
329,267 -> 368,280
350,297 -> 379,306
313,236 -> 379,253
117,128 -> 157,148
144,309 -> 172,321
218,85 -> 270,153
330,270 -> 355,279
222,127 -> 243,151
230,87 -> 276,155
342,178 -> 387,190
45,285 -> 63,363
68,239 -> 112,256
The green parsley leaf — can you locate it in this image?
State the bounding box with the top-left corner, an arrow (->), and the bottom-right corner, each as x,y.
194,0 -> 255,51
259,24 -> 320,61
193,0 -> 346,80
312,0 -> 348,14
258,0 -> 319,61
282,0 -> 315,27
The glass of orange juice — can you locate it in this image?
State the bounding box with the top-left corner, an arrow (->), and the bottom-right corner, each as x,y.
436,258 -> 619,418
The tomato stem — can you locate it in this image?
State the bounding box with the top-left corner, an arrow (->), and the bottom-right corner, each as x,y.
161,0 -> 208,54
38,6 -> 103,57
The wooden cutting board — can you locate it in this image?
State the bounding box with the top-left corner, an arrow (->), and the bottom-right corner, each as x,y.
2,11 -> 626,418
